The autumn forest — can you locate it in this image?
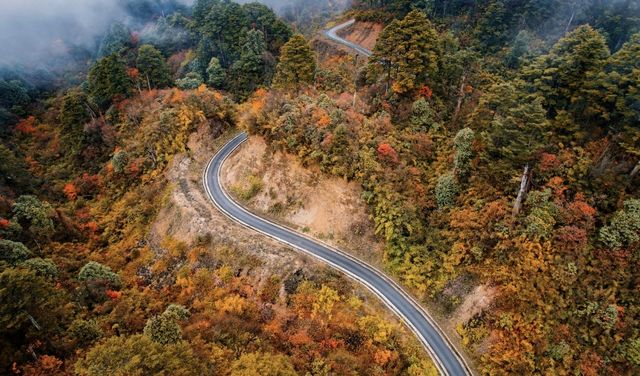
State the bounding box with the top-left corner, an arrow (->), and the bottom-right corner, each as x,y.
0,0 -> 639,375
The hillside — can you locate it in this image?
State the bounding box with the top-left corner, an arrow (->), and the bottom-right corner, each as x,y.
1,0 -> 639,375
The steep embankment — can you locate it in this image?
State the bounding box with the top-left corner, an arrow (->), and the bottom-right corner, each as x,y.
221,136 -> 384,267
313,20 -> 381,61
336,21 -> 383,51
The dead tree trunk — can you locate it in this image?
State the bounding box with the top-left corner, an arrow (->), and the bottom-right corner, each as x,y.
452,74 -> 467,126
631,160 -> 640,178
512,164 -> 531,216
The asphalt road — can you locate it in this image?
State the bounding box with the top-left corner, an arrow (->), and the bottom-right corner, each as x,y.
323,19 -> 373,57
203,133 -> 472,376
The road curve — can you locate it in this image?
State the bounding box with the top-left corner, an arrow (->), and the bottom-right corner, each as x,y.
323,19 -> 373,57
203,133 -> 472,376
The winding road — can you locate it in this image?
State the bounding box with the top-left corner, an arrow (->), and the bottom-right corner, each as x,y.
323,19 -> 373,57
202,20 -> 472,376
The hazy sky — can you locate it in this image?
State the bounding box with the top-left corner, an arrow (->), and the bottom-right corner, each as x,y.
0,0 -> 131,67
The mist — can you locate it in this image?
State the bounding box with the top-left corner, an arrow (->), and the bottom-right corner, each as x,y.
0,0 -> 129,68
0,0 -> 346,71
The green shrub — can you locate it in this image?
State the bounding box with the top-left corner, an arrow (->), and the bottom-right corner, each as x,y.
143,304 -> 189,344
453,128 -> 475,177
0,239 -> 31,265
69,318 -> 102,346
599,198 -> 640,249
435,173 -> 459,208
22,257 -> 58,279
78,261 -> 121,287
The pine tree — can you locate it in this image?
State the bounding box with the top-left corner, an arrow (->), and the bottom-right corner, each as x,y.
59,90 -> 90,158
273,34 -> 316,90
231,29 -> 270,97
368,10 -> 441,95
206,57 -> 226,88
469,81 -> 549,174
475,0 -> 511,51
136,44 -> 172,89
523,25 -> 610,133
88,54 -> 131,110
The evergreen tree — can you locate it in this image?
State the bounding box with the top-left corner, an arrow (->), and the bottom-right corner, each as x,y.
88,54 -> 131,110
273,34 -> 316,90
11,195 -> 54,241
97,22 -> 131,58
475,0 -> 511,51
368,10 -> 441,95
231,29 -> 270,97
0,240 -> 31,265
59,90 -> 89,158
206,57 -> 226,88
0,268 -> 69,365
241,2 -> 292,53
200,1 -> 248,66
469,81 -> 549,174
136,44 -> 172,89
78,261 -> 121,287
523,25 -> 610,137
21,258 -> 58,279
599,33 -> 640,134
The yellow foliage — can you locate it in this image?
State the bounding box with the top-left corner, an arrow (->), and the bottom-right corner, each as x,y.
358,315 -> 396,344
312,285 -> 340,320
214,294 -> 247,315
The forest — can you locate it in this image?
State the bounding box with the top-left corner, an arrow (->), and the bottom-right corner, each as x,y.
1,0 -> 639,374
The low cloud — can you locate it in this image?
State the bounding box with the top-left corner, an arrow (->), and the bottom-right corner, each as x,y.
0,0 -> 128,67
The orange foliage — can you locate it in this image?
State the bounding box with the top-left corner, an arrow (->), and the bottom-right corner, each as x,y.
0,218 -> 8,229
126,160 -> 142,177
83,221 -> 99,235
314,108 -> 331,128
546,176 -> 568,198
106,290 -> 123,300
63,183 -> 78,201
579,351 -> 603,376
539,152 -> 561,172
288,330 -> 313,346
418,85 -> 433,99
321,132 -> 334,150
20,355 -> 63,376
377,143 -> 399,164
74,172 -> 103,195
24,156 -> 40,173
164,89 -> 187,105
373,349 -> 397,365
15,116 -> 37,135
556,225 -> 588,248
249,89 -> 268,113
321,338 -> 340,349
141,89 -> 160,101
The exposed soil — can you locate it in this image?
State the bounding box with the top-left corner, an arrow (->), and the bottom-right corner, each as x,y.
221,136 -> 384,267
336,21 -> 383,51
220,134 -> 492,372
451,284 -> 499,326
149,125 -> 304,288
144,126 -> 431,362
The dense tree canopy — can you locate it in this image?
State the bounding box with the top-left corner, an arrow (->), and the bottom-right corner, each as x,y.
88,54 -> 131,110
136,44 -> 173,89
273,34 -> 316,89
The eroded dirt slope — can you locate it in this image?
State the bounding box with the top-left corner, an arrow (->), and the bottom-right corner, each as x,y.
336,21 -> 383,51
221,136 -> 384,267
